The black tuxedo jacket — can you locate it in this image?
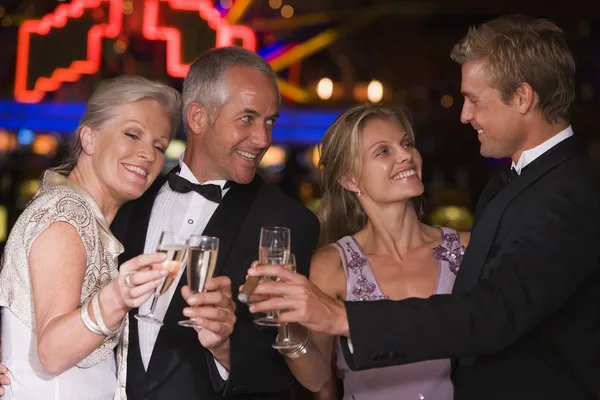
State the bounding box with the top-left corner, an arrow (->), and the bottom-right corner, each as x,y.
341,136 -> 600,399
111,172 -> 320,399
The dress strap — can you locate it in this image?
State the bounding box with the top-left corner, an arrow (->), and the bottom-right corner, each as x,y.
432,227 -> 466,275
333,236 -> 386,301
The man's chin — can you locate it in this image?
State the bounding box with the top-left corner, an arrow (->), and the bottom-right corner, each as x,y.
231,170 -> 257,184
480,148 -> 509,160
234,177 -> 254,184
479,146 -> 496,159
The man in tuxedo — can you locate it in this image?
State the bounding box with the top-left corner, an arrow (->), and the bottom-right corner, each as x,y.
248,15 -> 600,399
111,47 -> 320,399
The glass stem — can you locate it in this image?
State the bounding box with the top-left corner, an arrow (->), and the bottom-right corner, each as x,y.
147,295 -> 159,317
282,323 -> 291,343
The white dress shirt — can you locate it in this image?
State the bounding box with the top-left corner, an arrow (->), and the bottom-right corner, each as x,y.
138,156 -> 230,379
511,125 -> 574,174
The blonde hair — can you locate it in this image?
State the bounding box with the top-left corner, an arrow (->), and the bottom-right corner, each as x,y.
54,75 -> 181,173
316,103 -> 420,245
451,14 -> 575,123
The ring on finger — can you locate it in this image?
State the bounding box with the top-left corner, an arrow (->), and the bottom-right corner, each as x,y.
124,273 -> 135,288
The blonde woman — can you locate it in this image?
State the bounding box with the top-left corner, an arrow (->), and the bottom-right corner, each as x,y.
0,76 -> 181,399
249,104 -> 469,399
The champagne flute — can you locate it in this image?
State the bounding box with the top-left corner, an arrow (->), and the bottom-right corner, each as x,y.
135,231 -> 189,326
253,226 -> 290,327
272,253 -> 301,349
178,235 -> 220,328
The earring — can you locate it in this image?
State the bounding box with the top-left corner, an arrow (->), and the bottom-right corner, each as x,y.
356,189 -> 361,196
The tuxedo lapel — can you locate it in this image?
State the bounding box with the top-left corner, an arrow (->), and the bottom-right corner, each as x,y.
471,169 -> 509,228
204,176 -> 262,277
144,176 -> 262,393
453,137 -> 584,294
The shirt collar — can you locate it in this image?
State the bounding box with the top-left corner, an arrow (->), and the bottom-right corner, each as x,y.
177,154 -> 228,189
511,125 -> 574,174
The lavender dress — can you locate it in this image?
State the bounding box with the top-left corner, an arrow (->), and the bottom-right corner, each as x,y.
332,228 -> 465,400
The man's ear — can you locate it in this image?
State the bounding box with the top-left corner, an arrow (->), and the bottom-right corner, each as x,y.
80,126 -> 96,155
338,172 -> 359,195
513,82 -> 536,115
186,102 -> 210,136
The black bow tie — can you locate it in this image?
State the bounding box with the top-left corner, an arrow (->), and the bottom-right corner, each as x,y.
167,171 -> 231,203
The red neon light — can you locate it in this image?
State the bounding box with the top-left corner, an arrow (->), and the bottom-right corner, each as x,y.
15,0 -> 257,103
15,0 -> 123,103
142,0 -> 257,78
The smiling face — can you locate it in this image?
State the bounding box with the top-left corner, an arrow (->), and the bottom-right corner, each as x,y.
191,66 -> 280,184
350,117 -> 424,204
460,60 -> 526,159
90,99 -> 170,202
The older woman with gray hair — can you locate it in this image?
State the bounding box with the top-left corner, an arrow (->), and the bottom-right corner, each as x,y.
0,76 -> 181,399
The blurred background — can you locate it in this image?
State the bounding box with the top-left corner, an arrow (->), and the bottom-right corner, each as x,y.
0,0 -> 599,251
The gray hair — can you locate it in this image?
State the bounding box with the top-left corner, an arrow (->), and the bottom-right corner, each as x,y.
54,75 -> 181,173
182,46 -> 279,128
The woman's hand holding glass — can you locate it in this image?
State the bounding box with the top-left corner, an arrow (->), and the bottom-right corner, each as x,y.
246,264 -> 350,337
272,254 -> 302,349
116,251 -> 169,309
135,231 -> 189,325
254,226 -> 291,327
241,257 -> 302,349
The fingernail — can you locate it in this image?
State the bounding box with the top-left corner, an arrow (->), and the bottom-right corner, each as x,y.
195,317 -> 204,325
154,279 -> 163,285
249,305 -> 255,312
188,297 -> 197,305
159,269 -> 167,276
183,308 -> 192,316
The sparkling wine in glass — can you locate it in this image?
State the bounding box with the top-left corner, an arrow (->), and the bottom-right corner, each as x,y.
178,235 -> 219,328
254,226 -> 290,327
272,253 -> 301,349
135,231 -> 188,326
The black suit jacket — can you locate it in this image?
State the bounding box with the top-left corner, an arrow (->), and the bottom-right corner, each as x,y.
111,172 -> 320,400
341,136 -> 600,399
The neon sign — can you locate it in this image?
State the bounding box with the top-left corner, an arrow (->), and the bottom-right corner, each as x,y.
143,0 -> 256,78
15,0 -> 257,103
15,0 -> 123,104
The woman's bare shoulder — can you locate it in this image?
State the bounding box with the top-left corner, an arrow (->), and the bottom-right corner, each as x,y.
312,244 -> 342,265
458,231 -> 471,246
309,244 -> 346,297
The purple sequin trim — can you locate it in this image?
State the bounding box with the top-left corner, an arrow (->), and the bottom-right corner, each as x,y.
347,244 -> 367,273
432,231 -> 465,275
345,242 -> 387,301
